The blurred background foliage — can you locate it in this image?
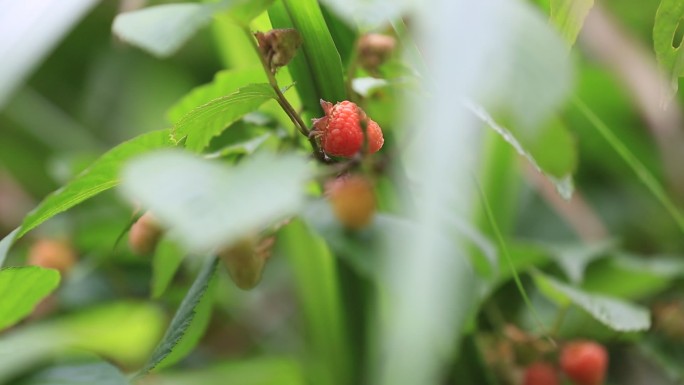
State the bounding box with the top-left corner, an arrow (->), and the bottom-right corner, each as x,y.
1,0 -> 684,384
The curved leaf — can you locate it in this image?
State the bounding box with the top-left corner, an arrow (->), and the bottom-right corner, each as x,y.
17,129 -> 173,239
654,0 -> 684,100
171,83 -> 276,152
534,272 -> 651,332
550,0 -> 594,46
0,266 -> 60,330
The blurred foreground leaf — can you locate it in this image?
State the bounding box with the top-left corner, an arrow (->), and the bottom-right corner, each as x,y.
113,3 -> 223,58
0,302 -> 165,383
120,151 -> 311,254
0,267 -> 60,330
18,361 -> 128,385
534,272 -> 651,332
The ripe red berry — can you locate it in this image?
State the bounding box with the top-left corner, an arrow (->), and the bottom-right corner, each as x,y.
129,211 -> 163,255
325,175 -> 376,230
312,100 -> 384,158
560,340 -> 608,385
27,239 -> 77,274
523,362 -> 559,385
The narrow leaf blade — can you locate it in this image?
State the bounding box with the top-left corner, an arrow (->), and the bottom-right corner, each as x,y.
140,256 -> 218,374
550,0 -> 594,46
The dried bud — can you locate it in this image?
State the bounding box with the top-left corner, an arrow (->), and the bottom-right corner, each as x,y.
325,175 -> 376,230
357,33 -> 396,74
255,28 -> 302,73
219,236 -> 274,290
28,239 -> 77,274
129,211 -> 163,256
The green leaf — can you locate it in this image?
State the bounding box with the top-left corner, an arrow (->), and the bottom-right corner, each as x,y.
140,256 -> 218,374
151,239 -> 186,299
150,357 -> 305,385
227,0 -> 275,25
540,239 -> 615,284
167,68 -> 267,123
112,3 -> 224,58
0,302 -> 165,382
573,98 -> 684,234
550,0 -> 594,46
277,219 -> 351,385
0,266 -> 60,330
17,129 -> 173,239
534,272 -> 651,332
120,150 -> 311,254
0,228 -> 19,268
171,83 -> 276,152
18,361 -> 128,385
276,0 -> 346,106
582,253 -> 684,300
654,0 -> 684,99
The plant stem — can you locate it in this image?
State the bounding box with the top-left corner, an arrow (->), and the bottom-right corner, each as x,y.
243,27 -> 329,163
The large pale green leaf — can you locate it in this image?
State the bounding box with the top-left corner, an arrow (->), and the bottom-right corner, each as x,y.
277,220 -> 351,385
534,272 -> 651,332
167,68 -> 267,123
654,0 -> 684,99
550,0 -> 594,46
140,256 -> 218,374
0,302 -> 165,383
0,266 -> 60,330
113,3 -> 223,58
17,129 -> 173,239
171,83 -> 276,152
120,150 -> 311,254
18,361 -> 128,385
541,239 -> 615,284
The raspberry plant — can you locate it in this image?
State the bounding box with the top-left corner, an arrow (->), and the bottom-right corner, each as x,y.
0,0 -> 684,384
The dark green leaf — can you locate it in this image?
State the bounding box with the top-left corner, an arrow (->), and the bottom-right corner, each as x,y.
17,129 -> 173,239
0,266 -> 60,330
171,83 -> 276,152
140,256 -> 218,374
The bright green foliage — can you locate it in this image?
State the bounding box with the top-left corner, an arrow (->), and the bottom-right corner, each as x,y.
654,0 -> 684,98
171,83 -> 276,152
550,0 -> 594,46
0,267 -> 59,330
151,239 -> 186,299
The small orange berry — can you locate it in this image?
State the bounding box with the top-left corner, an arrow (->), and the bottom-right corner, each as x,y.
326,175 -> 376,230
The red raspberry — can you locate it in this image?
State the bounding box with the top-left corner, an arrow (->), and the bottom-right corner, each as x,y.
560,340 -> 608,385
312,100 -> 384,158
523,362 -> 559,385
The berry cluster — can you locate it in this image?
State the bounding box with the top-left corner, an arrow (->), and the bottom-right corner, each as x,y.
312,100 -> 384,158
524,340 -> 608,385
